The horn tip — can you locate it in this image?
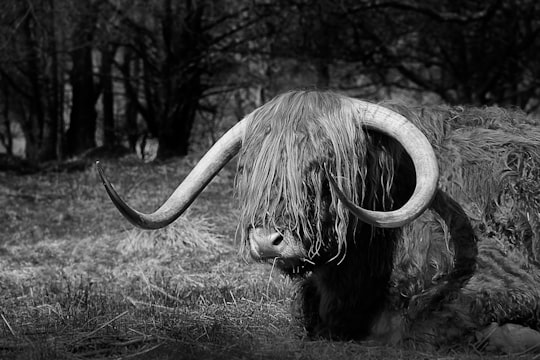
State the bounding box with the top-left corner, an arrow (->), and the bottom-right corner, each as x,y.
95,161 -> 107,182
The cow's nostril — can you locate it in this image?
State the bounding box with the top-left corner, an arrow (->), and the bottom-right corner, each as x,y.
270,233 -> 283,246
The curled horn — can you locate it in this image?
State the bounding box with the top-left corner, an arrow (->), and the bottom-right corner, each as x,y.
96,120 -> 246,229
328,98 -> 439,228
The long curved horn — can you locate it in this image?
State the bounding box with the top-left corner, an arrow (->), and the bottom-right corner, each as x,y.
97,120 -> 246,229
328,98 -> 439,228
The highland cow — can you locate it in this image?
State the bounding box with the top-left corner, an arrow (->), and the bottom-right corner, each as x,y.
97,90 -> 540,352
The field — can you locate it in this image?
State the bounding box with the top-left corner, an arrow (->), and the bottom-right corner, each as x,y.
0,155 -> 532,359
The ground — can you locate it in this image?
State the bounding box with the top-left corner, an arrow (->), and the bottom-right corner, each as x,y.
0,156 -> 534,359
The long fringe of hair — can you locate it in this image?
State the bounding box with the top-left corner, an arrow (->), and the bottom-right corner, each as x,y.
236,90 -> 398,262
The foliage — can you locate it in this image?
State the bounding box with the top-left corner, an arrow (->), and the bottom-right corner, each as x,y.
1,0 -> 540,163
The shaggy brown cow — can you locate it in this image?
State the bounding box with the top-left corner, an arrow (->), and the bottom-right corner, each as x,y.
97,90 -> 540,352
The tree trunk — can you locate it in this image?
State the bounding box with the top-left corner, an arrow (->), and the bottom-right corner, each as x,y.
0,82 -> 13,156
101,45 -> 116,148
24,23 -> 56,161
121,50 -> 140,151
65,0 -> 100,157
157,79 -> 201,158
142,59 -> 159,137
49,0 -> 62,160
155,0 -> 203,158
315,61 -> 330,88
65,45 -> 97,156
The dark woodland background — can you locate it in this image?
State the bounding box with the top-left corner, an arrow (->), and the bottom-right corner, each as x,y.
1,0 -> 539,163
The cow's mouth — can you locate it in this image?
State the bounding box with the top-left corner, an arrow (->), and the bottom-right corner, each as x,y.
260,256 -> 314,276
248,235 -> 315,276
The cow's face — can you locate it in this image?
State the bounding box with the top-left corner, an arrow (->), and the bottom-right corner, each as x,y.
245,186 -> 340,275
240,165 -> 349,276
235,92 -> 371,275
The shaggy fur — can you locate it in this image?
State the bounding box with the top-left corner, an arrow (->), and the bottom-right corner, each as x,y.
237,91 -> 401,264
387,103 -> 540,345
236,90 -> 540,345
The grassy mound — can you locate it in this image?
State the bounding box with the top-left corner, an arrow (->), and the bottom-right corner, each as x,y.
0,156 -> 424,359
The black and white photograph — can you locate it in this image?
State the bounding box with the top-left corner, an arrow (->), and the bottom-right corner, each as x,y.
1,1 -> 539,359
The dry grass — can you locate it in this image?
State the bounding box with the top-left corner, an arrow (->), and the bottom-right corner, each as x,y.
0,155 -> 531,359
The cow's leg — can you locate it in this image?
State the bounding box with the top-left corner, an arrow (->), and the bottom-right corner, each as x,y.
407,189 -> 478,319
290,277 -> 321,336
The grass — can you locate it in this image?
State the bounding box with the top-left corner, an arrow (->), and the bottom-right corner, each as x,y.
0,155 -> 532,359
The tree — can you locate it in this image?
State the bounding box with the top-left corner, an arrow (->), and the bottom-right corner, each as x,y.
100,44 -> 117,148
2,0 -> 538,164
64,0 -> 105,156
0,0 -> 65,161
259,0 -> 540,110
342,0 -> 540,108
115,0 -> 267,158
